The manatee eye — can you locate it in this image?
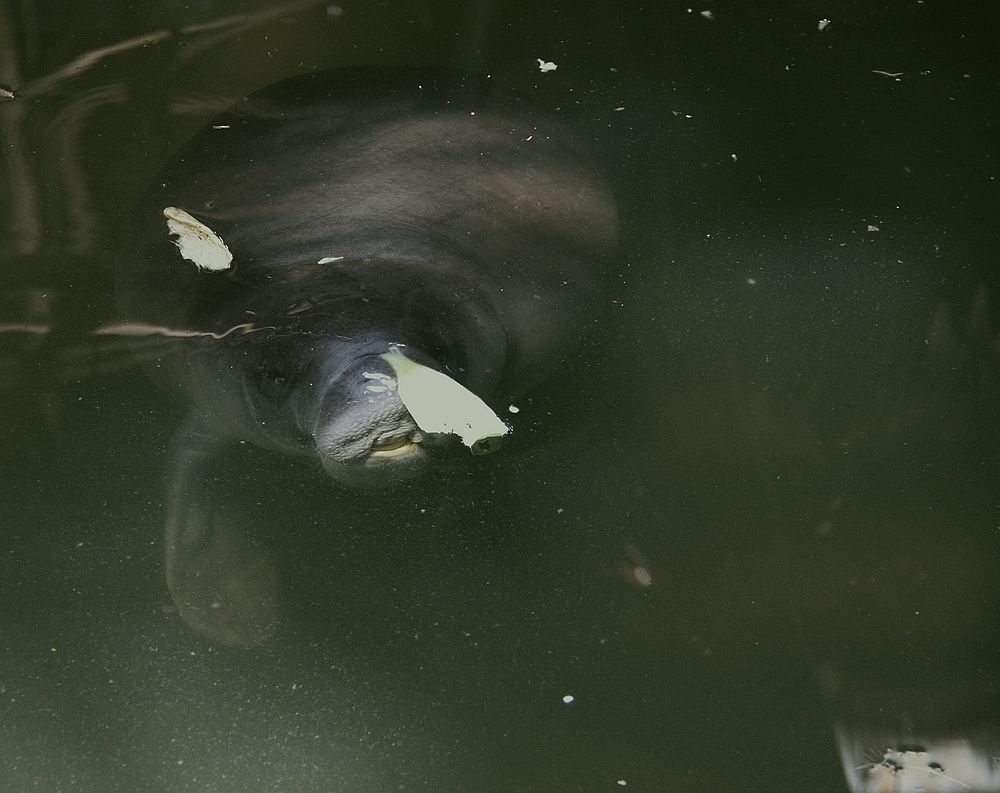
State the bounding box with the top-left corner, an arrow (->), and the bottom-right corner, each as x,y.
252,362 -> 291,389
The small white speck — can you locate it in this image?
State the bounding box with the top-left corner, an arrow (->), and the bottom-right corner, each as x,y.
617,781 -> 628,787
562,694 -> 574,704
818,18 -> 831,32
746,277 -> 757,286
556,508 -> 564,514
508,404 -> 520,414
867,224 -> 880,232
318,256 -> 344,264
614,106 -> 625,112
700,9 -> 715,20
731,153 -> 738,161
537,59 -> 558,73
326,4 -> 343,17
212,124 -> 231,130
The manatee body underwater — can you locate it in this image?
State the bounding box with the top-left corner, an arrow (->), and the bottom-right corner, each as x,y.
117,69 -> 619,646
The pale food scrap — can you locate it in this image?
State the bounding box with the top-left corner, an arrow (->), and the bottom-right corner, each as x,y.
381,346 -> 509,454
163,206 -> 233,272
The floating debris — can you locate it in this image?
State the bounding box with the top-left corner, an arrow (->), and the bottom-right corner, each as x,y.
818,18 -> 832,32
836,729 -> 1000,793
537,59 -> 558,73
620,540 -> 654,588
163,207 -> 233,272
317,256 -> 345,264
381,345 -> 509,454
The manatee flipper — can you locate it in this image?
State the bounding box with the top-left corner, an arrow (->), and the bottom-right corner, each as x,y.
164,415 -> 278,647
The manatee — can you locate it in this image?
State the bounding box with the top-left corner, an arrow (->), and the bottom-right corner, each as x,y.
118,69 -> 618,646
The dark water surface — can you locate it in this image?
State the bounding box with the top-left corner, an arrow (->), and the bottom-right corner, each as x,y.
2,2 -> 999,791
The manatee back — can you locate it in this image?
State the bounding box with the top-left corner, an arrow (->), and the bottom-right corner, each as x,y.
119,69 -> 618,392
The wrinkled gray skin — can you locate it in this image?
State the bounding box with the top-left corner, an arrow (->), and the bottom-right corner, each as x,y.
120,69 -> 618,646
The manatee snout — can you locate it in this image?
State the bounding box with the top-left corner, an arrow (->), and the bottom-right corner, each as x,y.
307,353 -> 440,487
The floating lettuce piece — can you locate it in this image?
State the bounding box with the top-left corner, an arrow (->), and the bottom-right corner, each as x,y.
163,206 -> 233,272
380,346 -> 508,455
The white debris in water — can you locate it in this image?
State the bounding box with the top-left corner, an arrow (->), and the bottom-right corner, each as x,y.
561,694 -> 575,704
631,566 -> 654,587
163,207 -> 232,272
318,256 -> 344,264
508,404 -> 520,414
836,730 -> 1000,793
381,346 -> 509,454
537,58 -> 558,73
818,18 -> 832,32
617,781 -> 628,787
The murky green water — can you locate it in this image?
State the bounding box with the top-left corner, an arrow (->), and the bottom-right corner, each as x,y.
2,2 -> 998,791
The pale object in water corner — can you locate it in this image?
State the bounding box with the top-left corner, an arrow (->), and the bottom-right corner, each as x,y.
836,727 -> 1000,793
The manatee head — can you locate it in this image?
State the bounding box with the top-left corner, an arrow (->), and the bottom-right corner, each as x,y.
194,323 -> 507,490
172,257 -> 510,489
